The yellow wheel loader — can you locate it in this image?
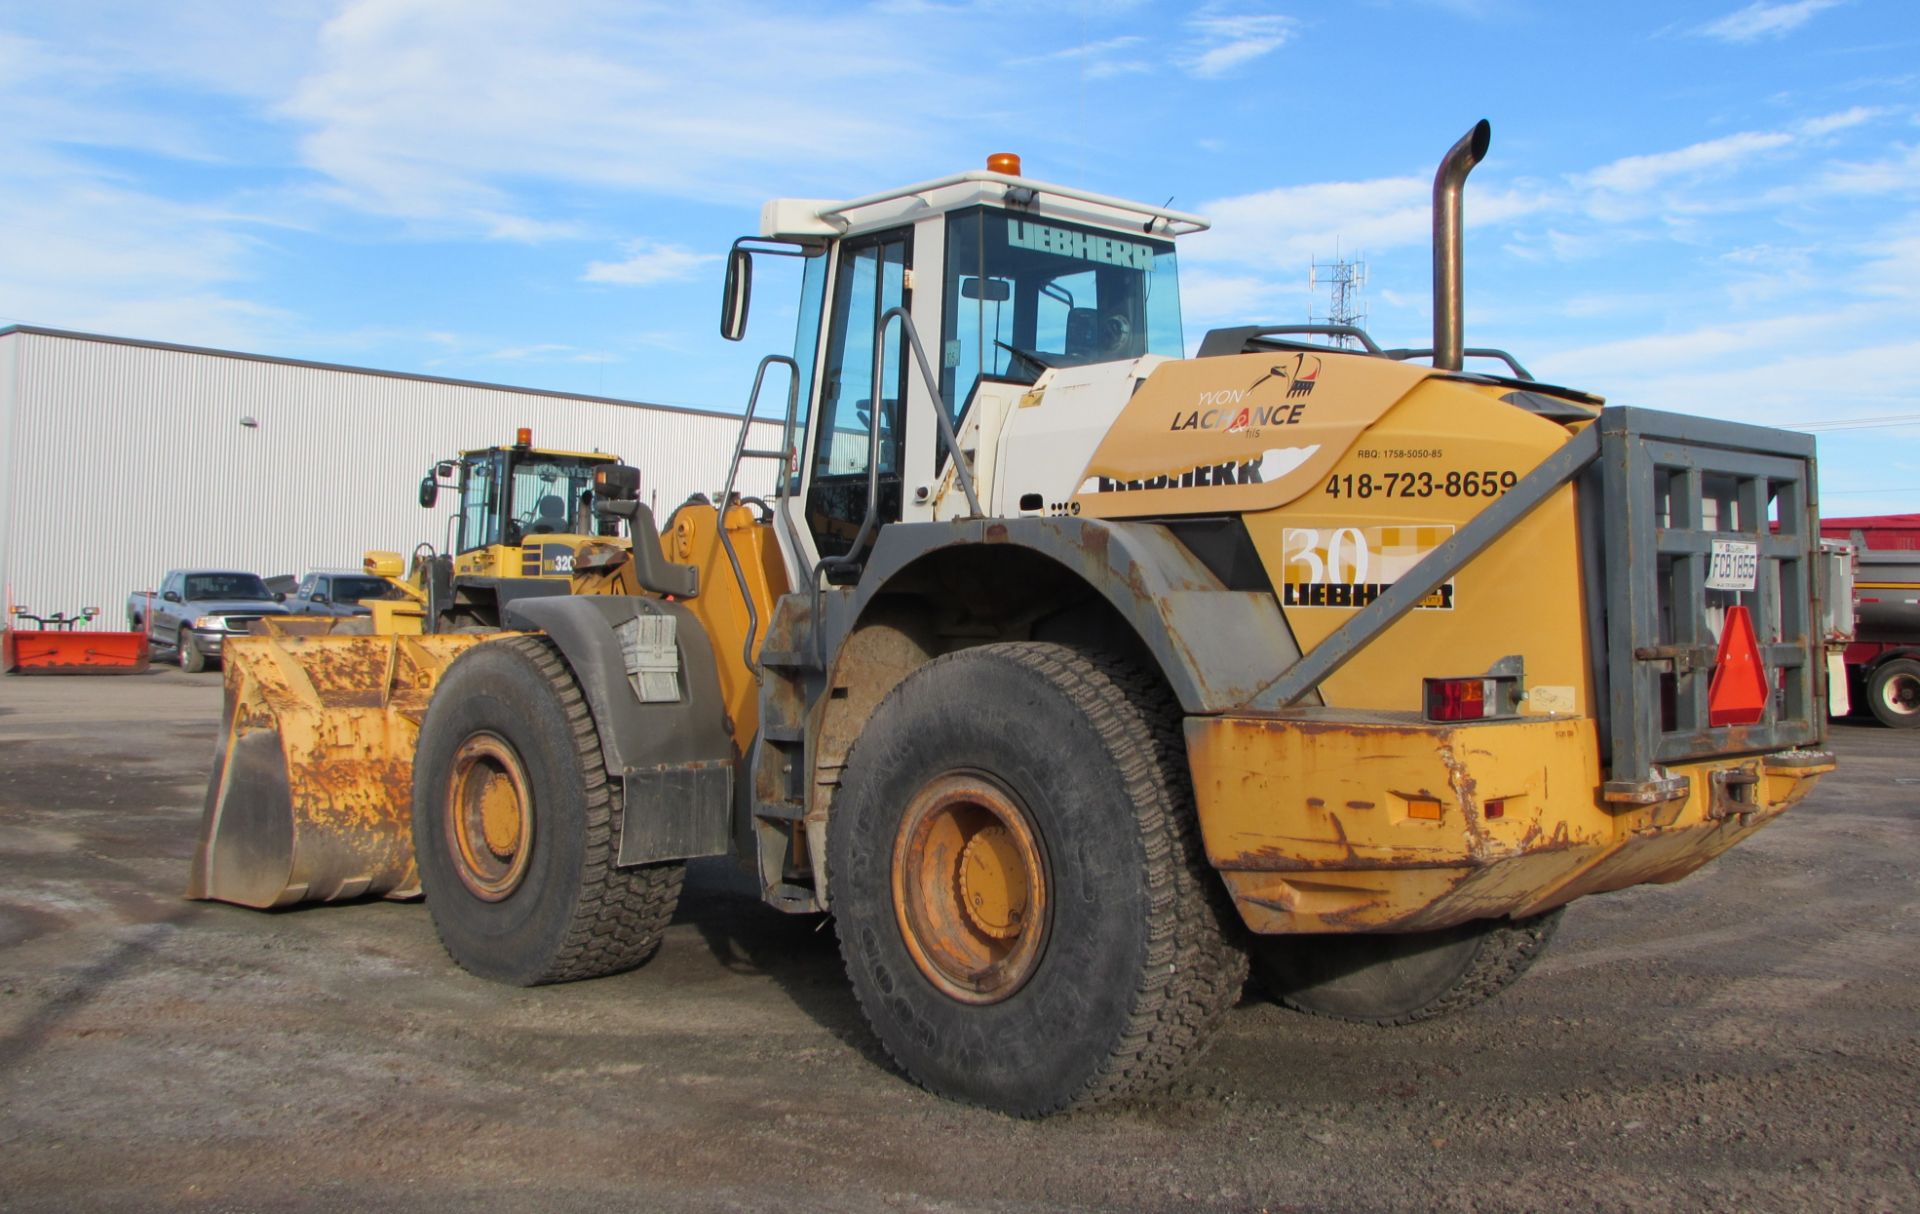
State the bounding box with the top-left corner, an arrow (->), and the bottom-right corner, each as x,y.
190,123 -> 1834,1117
336,431 -> 638,635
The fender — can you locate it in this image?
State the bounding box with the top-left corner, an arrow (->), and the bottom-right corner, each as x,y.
504,595 -> 736,864
838,516 -> 1310,714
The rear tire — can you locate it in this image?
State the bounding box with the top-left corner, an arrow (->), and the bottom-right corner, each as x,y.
411,635 -> 684,986
1866,658 -> 1920,729
829,643 -> 1246,1117
1251,910 -> 1562,1026
178,626 -> 207,673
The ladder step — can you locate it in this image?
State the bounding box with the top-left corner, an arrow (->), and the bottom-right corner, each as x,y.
754,800 -> 805,823
757,648 -> 816,670
761,720 -> 805,743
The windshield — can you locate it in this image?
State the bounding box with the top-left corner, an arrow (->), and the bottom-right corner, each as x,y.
510,455 -> 605,539
456,451 -> 614,551
941,206 -> 1184,417
332,576 -> 403,602
184,573 -> 272,601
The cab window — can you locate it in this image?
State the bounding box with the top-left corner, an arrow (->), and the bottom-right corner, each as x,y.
940,207 -> 1184,420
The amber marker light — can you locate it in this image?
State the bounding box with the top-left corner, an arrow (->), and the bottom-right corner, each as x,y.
987,152 -> 1022,176
515,426 -> 533,448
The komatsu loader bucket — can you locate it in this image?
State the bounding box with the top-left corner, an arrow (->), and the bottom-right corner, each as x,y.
188,632 -> 491,908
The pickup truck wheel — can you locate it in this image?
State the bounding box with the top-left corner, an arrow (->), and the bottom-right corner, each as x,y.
1251,910 -> 1563,1026
178,627 -> 208,673
1866,658 -> 1920,728
411,635 -> 684,986
829,643 -> 1246,1117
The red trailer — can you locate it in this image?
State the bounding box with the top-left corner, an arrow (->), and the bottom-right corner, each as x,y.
1821,514 -> 1920,728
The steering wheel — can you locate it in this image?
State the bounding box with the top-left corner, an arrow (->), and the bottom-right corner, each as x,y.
993,339 -> 1059,379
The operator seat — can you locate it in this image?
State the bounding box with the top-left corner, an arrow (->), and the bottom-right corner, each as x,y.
529,495 -> 567,535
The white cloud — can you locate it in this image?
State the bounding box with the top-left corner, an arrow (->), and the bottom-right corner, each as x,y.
1579,131 -> 1792,195
1180,7 -> 1298,78
1796,106 -> 1883,137
1697,0 -> 1844,44
1189,175 -> 1552,268
276,0 -> 949,235
583,240 -> 720,286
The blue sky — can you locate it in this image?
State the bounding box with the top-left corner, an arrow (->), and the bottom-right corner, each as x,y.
3,0 -> 1916,514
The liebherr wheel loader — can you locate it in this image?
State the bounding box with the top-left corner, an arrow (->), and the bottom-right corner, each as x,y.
189,122 -> 1834,1117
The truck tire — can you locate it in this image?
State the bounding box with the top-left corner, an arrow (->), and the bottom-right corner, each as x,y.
411,635 -> 684,986
178,627 -> 208,673
1866,658 -> 1920,728
828,643 -> 1246,1117
1251,909 -> 1563,1026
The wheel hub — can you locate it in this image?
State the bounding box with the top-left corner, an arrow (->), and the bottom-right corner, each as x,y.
447,733 -> 534,901
891,773 -> 1048,1005
957,826 -> 1027,939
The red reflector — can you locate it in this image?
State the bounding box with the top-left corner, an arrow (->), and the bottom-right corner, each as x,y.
1708,605 -> 1768,727
1484,799 -> 1505,820
1426,678 -> 1488,722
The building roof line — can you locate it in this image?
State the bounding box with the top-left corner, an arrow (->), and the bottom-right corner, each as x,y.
0,324 -> 751,422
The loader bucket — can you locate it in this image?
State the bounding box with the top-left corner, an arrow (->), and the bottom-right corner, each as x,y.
187,632 -> 493,908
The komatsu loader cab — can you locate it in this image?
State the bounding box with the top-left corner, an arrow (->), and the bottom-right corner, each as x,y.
192,125 -> 1834,1119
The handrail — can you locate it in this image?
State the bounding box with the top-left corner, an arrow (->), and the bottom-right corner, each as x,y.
809,305 -> 982,664
713,354 -> 799,682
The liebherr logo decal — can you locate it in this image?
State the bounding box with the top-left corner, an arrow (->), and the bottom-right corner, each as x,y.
1079,444 -> 1322,494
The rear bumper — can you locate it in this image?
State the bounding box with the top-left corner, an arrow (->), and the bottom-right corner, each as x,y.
1185,713 -> 1831,934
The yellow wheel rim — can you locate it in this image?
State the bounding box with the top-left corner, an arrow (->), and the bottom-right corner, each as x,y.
891,773 -> 1048,1004
446,732 -> 534,901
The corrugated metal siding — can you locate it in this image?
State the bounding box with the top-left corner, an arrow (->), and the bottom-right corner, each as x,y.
0,330 -> 781,627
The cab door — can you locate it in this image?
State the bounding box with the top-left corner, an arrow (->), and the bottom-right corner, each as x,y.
802,226 -> 912,566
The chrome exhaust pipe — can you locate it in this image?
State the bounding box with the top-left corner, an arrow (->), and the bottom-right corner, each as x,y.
1432,119 -> 1491,372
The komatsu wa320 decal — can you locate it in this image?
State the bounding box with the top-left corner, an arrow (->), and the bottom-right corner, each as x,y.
1280,525 -> 1455,610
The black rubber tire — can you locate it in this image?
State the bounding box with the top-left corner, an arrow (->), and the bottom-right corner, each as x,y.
411,635 -> 684,986
829,642 -> 1247,1117
1252,909 -> 1563,1026
178,625 -> 207,673
1866,658 -> 1920,729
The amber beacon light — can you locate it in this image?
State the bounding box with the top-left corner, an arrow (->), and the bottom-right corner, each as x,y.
987,152 -> 1022,176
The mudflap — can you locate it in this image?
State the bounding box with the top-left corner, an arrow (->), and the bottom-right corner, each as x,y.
186,633 -> 491,908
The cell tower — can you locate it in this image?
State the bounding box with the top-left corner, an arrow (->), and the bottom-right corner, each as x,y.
1309,251 -> 1368,348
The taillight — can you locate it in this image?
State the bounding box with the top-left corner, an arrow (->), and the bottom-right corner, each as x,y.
1425,677 -> 1491,721
1423,673 -> 1520,722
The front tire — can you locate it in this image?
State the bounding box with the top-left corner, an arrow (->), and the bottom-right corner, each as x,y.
411,636 -> 684,986
1866,658 -> 1920,729
1251,910 -> 1562,1026
829,643 -> 1245,1117
178,626 -> 207,673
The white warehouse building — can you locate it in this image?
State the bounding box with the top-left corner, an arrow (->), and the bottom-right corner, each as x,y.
0,326 -> 779,627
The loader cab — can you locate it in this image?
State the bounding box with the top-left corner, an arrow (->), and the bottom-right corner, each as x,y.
728,156 -> 1204,578
427,441 -> 622,574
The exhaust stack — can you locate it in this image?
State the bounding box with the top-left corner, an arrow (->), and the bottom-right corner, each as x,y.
1432,119 -> 1491,372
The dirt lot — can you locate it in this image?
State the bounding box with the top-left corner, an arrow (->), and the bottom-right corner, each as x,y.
0,668 -> 1914,1213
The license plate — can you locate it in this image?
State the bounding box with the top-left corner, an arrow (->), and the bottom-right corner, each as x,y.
1706,539 -> 1759,591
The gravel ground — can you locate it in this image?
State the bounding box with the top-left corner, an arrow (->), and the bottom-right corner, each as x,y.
0,667 -> 1914,1213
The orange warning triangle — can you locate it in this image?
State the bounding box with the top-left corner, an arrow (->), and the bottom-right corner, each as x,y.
1708,605 -> 1768,726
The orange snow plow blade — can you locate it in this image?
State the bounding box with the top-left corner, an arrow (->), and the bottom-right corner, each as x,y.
187,632 -> 492,908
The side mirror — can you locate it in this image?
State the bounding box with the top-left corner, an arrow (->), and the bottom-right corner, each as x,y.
163,591 -> 181,603
309,593 -> 326,604
720,246 -> 753,342
961,277 -> 1012,302
419,475 -> 439,508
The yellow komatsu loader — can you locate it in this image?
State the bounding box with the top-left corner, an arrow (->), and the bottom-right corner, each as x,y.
189,123 -> 1834,1117
338,433 -> 635,635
